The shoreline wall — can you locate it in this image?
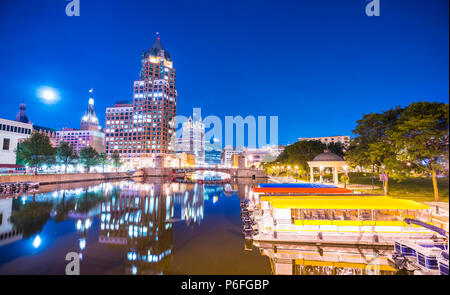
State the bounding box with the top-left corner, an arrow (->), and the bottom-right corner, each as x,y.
0,172 -> 133,185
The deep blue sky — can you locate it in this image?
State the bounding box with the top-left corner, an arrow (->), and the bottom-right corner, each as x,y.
0,0 -> 448,146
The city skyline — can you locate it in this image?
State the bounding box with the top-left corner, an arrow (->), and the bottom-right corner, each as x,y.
0,0 -> 448,147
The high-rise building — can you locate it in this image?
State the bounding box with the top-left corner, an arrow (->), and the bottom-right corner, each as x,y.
176,116 -> 205,164
105,101 -> 133,164
56,90 -> 104,154
81,89 -> 100,131
105,34 -> 177,168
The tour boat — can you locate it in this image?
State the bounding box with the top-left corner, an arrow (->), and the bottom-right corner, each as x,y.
254,183 -> 352,195
388,218 -> 448,275
389,239 -> 448,275
438,251 -> 449,275
251,193 -> 438,245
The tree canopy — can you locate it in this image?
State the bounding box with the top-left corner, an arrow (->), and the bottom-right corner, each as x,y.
347,101 -> 449,200
79,147 -> 99,173
56,141 -> 78,172
15,131 -> 55,173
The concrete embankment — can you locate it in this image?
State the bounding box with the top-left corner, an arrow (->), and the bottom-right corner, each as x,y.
0,172 -> 135,185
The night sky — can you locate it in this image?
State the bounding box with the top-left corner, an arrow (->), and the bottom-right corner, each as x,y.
0,0 -> 448,146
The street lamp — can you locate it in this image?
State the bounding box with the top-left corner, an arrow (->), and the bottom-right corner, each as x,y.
319,166 -> 324,184
294,165 -> 299,182
343,165 -> 348,188
381,164 -> 387,195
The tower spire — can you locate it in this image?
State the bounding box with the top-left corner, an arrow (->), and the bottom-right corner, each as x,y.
81,88 -> 99,130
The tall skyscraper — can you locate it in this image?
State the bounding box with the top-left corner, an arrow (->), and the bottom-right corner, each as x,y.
56,90 -> 104,154
178,116 -> 205,164
105,34 -> 177,168
81,89 -> 99,131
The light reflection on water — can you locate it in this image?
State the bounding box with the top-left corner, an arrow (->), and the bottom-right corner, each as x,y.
0,178 -> 396,275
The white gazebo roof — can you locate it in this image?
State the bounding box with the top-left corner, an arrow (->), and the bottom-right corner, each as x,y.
307,150 -> 347,168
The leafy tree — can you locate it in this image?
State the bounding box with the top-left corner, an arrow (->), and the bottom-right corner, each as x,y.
56,141 -> 78,173
79,147 -> 99,173
273,140 -> 326,179
326,142 -> 345,158
97,153 -> 109,172
346,108 -> 404,194
15,131 -> 55,174
388,101 -> 449,202
111,151 -> 121,171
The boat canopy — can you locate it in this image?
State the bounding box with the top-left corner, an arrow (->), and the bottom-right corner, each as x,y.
254,187 -> 352,194
258,183 -> 338,188
260,195 -> 430,210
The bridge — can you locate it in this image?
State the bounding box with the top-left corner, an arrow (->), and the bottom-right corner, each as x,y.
171,167 -> 232,174
132,155 -> 267,179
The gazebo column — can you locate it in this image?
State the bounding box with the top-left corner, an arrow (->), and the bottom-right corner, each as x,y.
319,169 -> 323,183
310,167 -> 314,182
333,167 -> 339,184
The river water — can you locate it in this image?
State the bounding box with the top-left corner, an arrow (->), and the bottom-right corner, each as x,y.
0,178 -> 395,275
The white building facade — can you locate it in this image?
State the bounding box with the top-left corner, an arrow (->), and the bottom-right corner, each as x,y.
0,118 -> 32,165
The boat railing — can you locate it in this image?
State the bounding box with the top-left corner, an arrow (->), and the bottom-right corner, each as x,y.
404,218 -> 448,238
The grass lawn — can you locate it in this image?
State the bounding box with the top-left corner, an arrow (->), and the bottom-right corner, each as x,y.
348,172 -> 449,203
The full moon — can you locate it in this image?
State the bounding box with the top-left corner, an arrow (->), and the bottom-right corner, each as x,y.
37,86 -> 60,104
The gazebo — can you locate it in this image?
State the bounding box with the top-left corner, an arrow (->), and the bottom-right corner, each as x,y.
307,150 -> 348,184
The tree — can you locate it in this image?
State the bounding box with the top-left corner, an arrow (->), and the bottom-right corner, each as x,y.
111,151 -> 121,171
389,101 -> 449,202
15,131 -> 55,174
346,108 -> 404,194
56,141 -> 78,173
79,147 -> 99,173
97,153 -> 109,172
326,141 -> 345,158
273,140 -> 326,179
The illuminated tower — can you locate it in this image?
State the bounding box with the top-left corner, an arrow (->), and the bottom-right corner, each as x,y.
81,89 -> 99,131
131,33 -> 177,163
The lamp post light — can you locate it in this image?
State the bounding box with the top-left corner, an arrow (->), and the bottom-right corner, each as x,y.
319,166 -> 324,184
343,165 -> 348,188
381,164 -> 387,196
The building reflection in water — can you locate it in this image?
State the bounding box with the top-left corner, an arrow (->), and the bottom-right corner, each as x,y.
180,184 -> 204,228
99,181 -> 175,275
1,178 -> 269,275
0,198 -> 23,246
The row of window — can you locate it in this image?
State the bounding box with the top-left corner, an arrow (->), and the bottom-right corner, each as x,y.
1,124 -> 32,135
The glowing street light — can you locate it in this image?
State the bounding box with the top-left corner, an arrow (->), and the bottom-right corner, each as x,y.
32,235 -> 42,248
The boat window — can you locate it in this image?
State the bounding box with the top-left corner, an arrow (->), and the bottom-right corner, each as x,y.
403,209 -> 429,220
359,209 -> 372,221
374,210 -> 403,221
302,209 -> 330,220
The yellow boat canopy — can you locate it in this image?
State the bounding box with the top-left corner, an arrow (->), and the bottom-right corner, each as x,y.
260,195 -> 430,210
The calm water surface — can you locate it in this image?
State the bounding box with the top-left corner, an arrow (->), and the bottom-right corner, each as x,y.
0,178 -> 394,275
